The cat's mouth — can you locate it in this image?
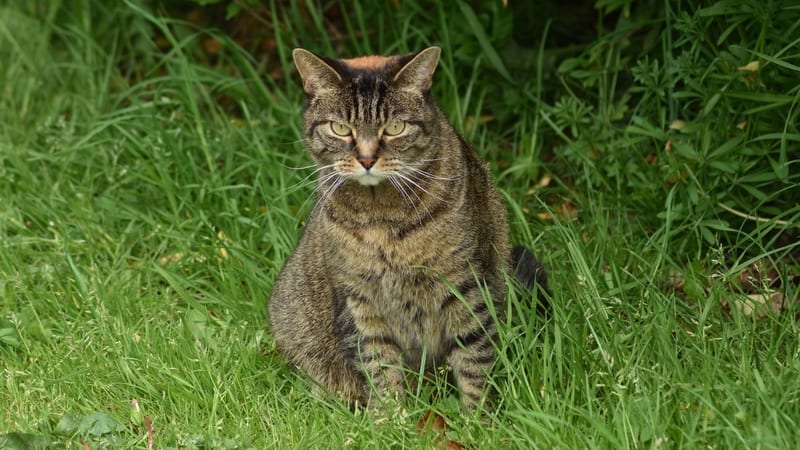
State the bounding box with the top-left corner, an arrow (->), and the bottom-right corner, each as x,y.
346,157 -> 389,186
353,171 -> 386,186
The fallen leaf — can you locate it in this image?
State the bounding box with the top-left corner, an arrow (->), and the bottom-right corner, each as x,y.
417,410 -> 446,433
536,174 -> 552,188
558,202 -> 579,220
202,37 -> 222,56
739,260 -> 780,292
418,410 -> 464,449
669,120 -> 686,130
145,416 -> 154,450
737,60 -> 760,72
443,439 -> 467,449
725,292 -> 784,317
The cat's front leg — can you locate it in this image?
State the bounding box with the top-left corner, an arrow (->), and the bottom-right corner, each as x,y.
443,287 -> 498,410
358,333 -> 406,411
346,296 -> 406,410
447,333 -> 495,410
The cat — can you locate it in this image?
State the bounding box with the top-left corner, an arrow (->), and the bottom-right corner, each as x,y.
268,46 -> 547,411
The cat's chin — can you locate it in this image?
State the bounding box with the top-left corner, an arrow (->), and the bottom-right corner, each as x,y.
353,174 -> 386,186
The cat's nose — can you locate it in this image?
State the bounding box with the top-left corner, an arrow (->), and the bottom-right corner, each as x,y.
357,155 -> 377,170
356,137 -> 379,170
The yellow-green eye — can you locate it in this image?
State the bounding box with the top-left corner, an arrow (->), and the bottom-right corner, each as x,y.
383,119 -> 405,136
330,121 -> 351,136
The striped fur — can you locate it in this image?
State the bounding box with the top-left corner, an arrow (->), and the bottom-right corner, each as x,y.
269,47 -> 512,410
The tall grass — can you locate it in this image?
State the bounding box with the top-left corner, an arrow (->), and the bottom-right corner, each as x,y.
1,1 -> 798,449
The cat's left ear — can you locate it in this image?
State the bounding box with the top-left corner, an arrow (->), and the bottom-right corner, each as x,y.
293,48 -> 343,96
393,46 -> 441,92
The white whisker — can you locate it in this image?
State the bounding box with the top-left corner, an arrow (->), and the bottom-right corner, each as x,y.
286,163 -> 338,193
292,169 -> 345,216
417,157 -> 447,163
394,172 -> 445,203
316,172 -> 346,208
389,175 -> 432,224
285,162 -> 323,171
410,167 -> 460,182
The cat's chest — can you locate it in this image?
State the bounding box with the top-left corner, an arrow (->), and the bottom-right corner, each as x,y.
361,267 -> 450,357
331,224 -> 454,348
322,207 -> 470,350
328,212 -> 462,270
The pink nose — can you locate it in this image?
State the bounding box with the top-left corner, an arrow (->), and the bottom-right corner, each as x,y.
358,156 -> 377,170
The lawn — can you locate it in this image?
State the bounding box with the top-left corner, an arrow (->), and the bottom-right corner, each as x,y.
1,1 -> 798,449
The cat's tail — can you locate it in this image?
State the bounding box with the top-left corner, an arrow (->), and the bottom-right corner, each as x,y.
511,246 -> 550,313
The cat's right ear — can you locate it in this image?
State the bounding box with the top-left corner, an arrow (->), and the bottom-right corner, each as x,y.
292,48 -> 343,96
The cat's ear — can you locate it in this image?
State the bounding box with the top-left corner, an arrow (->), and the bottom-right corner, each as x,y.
292,48 -> 343,96
393,46 -> 441,92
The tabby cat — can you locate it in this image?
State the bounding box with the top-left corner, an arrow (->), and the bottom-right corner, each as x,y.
269,46 -> 545,410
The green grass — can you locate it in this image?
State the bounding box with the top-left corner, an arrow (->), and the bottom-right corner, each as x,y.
1,1 -> 798,449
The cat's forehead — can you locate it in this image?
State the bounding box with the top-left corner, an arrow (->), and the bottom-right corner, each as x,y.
340,55 -> 394,71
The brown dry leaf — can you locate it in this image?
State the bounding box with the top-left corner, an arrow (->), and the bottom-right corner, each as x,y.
534,201 -> 577,221
739,260 -> 780,293
536,174 -> 552,188
145,416 -> 154,450
646,153 -> 658,165
664,138 -> 673,153
202,37 -> 222,56
442,439 -> 467,450
417,410 -> 447,433
418,410 -> 467,449
558,201 -> 579,220
727,292 -> 785,317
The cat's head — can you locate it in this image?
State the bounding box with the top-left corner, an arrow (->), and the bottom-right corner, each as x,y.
292,47 -> 442,187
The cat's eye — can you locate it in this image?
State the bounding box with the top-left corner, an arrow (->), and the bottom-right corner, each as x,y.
330,121 -> 352,136
383,120 -> 406,137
